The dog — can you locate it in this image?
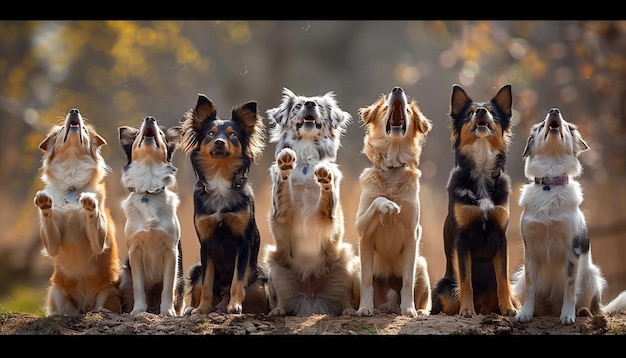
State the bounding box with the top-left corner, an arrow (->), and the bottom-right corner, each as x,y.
262,87 -> 359,316
512,107 -> 626,324
431,84 -> 518,317
117,116 -> 185,316
355,86 -> 432,317
34,108 -> 121,315
180,94 -> 268,315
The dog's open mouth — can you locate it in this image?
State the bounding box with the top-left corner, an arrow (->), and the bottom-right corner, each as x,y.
545,114 -> 563,139
63,109 -> 84,144
139,127 -> 158,148
297,114 -> 322,130
139,117 -> 160,148
386,100 -> 407,135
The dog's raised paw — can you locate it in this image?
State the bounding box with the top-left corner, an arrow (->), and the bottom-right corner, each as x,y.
34,191 -> 52,211
315,165 -> 333,191
373,197 -> 400,215
80,193 -> 98,214
277,148 -> 296,178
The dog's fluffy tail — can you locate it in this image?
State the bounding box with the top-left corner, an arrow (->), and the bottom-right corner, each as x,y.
603,290 -> 626,312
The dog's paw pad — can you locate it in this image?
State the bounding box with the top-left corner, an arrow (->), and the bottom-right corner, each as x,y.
277,149 -> 296,171
80,194 -> 97,212
315,166 -> 333,190
34,192 -> 52,210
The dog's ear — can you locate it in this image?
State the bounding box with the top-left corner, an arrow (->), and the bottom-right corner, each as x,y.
323,91 -> 353,131
409,101 -> 432,136
450,84 -> 471,118
358,96 -> 384,127
570,124 -> 590,155
192,94 -> 217,128
522,133 -> 534,158
91,128 -> 108,148
118,126 -> 138,164
492,85 -> 513,120
232,101 -> 266,162
267,88 -> 295,128
166,125 -> 183,160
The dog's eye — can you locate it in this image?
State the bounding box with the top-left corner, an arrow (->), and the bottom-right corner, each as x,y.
208,131 -> 214,137
229,132 -> 237,138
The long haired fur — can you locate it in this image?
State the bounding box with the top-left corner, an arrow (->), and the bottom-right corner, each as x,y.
355,86 -> 433,317
180,94 -> 268,315
34,108 -> 121,315
512,108 -> 626,324
431,84 -> 519,317
117,116 -> 185,316
262,87 -> 359,316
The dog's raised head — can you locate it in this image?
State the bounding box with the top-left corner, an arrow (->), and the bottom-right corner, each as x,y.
450,84 -> 513,164
358,86 -> 432,170
180,94 -> 266,187
522,107 -> 589,180
38,108 -> 109,189
266,87 -> 351,162
118,116 -> 182,192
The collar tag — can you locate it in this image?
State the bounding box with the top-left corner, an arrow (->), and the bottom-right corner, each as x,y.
65,191 -> 78,202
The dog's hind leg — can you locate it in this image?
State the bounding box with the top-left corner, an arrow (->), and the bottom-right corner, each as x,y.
34,191 -> 62,256
414,255 -> 432,314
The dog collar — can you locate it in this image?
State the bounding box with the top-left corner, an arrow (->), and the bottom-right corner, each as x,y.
534,174 -> 569,191
127,187 -> 164,203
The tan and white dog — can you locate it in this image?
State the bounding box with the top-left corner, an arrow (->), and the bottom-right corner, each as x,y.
117,116 -> 185,316
34,108 -> 121,315
262,87 -> 359,316
512,107 -> 626,324
355,86 -> 433,317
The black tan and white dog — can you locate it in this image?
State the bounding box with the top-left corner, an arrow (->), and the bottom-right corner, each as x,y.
34,108 -> 122,315
180,94 -> 268,315
512,108 -> 626,324
117,116 -> 185,316
262,87 -> 359,316
431,84 -> 519,317
355,86 -> 433,317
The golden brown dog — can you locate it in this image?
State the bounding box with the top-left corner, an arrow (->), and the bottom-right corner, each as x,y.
34,108 -> 121,315
262,87 -> 359,316
355,86 -> 433,317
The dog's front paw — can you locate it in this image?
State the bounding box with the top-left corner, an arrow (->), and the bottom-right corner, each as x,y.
373,197 -> 400,216
401,307 -> 419,318
277,148 -> 296,179
559,313 -> 576,325
160,307 -> 177,317
227,302 -> 243,314
80,192 -> 98,217
34,191 -> 52,213
515,306 -> 534,323
342,307 -> 357,316
356,307 -> 375,317
315,165 -> 333,192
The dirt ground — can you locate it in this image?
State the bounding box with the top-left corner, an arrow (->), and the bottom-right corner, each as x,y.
1,309 -> 625,335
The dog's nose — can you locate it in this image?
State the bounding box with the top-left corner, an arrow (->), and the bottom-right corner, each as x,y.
69,108 -> 79,114
549,108 -> 560,115
214,138 -> 225,146
392,87 -> 404,94
476,107 -> 487,115
144,116 -> 156,123
304,101 -> 317,108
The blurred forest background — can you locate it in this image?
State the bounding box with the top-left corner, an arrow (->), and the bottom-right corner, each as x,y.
1,20 -> 625,315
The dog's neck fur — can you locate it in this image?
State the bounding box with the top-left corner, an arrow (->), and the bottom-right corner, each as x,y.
122,160 -> 176,194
